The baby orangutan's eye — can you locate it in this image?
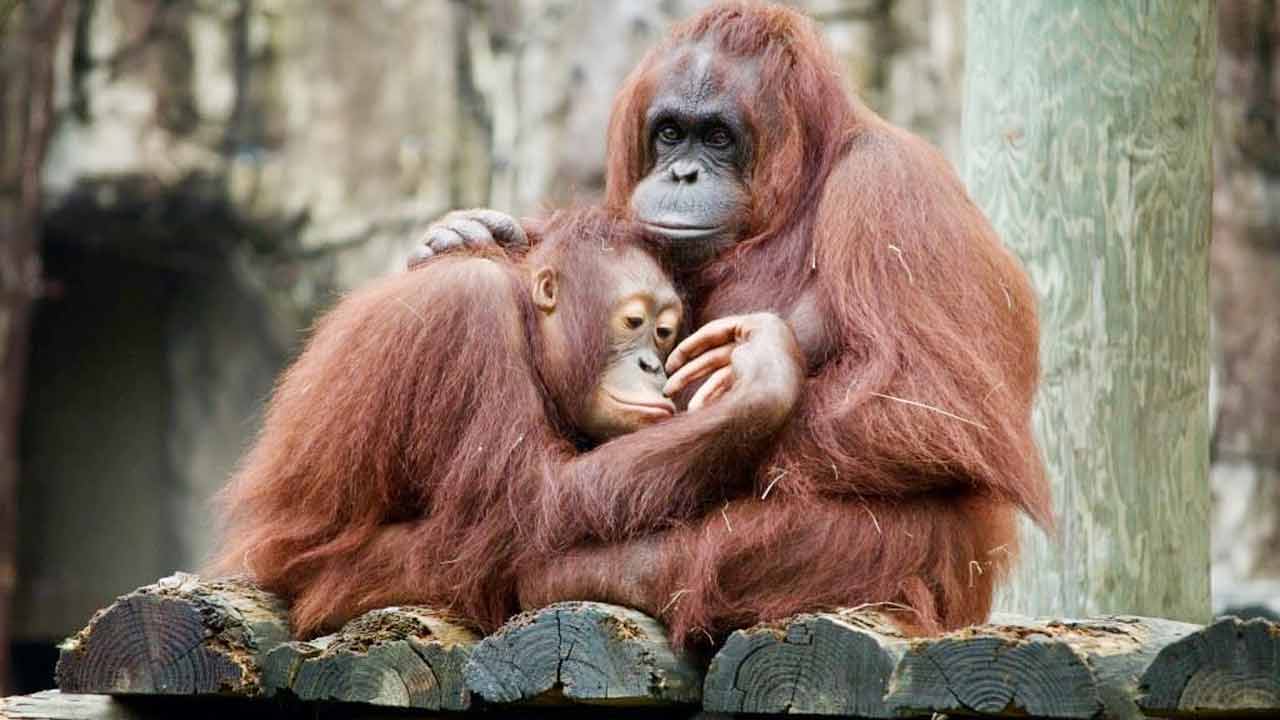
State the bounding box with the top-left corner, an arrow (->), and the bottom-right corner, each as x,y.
624,316 -> 644,330
655,325 -> 674,341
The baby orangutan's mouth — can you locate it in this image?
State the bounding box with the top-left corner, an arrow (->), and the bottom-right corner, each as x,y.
606,392 -> 676,421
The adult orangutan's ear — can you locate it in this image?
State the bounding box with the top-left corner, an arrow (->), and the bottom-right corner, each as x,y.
532,267 -> 558,312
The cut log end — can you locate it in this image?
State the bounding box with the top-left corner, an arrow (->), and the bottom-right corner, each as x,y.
464,601 -> 702,707
1139,616 -> 1280,717
55,573 -> 289,697
267,605 -> 477,711
888,615 -> 1201,719
703,609 -> 907,718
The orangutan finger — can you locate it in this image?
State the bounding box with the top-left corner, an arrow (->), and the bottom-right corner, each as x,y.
665,316 -> 743,373
689,366 -> 735,411
407,244 -> 435,269
451,218 -> 496,246
699,379 -> 730,408
471,210 -> 528,249
664,344 -> 733,397
426,227 -> 464,253
708,379 -> 732,405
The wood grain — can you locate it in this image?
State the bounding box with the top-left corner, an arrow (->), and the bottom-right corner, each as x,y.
464,601 -> 701,706
888,614 -> 1198,718
55,573 -> 289,696
263,605 -> 475,711
963,0 -> 1216,623
1138,616 -> 1280,717
701,609 -> 910,717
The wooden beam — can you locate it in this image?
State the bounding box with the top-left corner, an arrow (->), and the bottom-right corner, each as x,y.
702,609 -> 912,717
263,605 -> 475,711
55,573 -> 289,696
886,615 -> 1199,718
962,0 -> 1215,623
1138,616 -> 1280,717
463,601 -> 702,706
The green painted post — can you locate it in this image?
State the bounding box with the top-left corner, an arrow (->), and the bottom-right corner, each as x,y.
962,1 -> 1215,622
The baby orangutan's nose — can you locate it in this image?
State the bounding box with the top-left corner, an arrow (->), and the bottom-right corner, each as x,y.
638,352 -> 664,377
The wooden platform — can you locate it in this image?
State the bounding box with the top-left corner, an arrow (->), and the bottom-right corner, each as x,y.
7,573 -> 1278,718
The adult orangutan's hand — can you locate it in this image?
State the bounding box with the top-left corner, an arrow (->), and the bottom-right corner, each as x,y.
408,208 -> 528,267
664,313 -> 804,425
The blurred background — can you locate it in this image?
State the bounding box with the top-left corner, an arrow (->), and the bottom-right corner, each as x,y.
0,0 -> 1275,694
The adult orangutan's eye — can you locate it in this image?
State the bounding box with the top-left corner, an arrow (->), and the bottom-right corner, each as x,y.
706,126 -> 733,149
656,123 -> 684,144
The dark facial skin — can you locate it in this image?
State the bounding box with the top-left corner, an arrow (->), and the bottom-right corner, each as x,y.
532,247 -> 684,442
629,48 -> 833,367
630,48 -> 753,266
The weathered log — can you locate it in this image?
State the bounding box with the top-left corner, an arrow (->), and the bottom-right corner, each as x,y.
263,605 -> 476,710
55,573 -> 290,696
887,614 -> 1200,719
702,609 -> 913,717
1138,616 -> 1280,718
464,601 -> 702,706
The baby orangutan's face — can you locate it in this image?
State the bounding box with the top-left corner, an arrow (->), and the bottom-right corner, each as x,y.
580,248 -> 682,441
531,245 -> 683,442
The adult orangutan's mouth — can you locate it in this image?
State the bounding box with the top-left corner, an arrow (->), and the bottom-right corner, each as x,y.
641,221 -> 723,241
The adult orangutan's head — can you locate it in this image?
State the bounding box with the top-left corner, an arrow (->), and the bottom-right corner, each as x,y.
605,2 -> 853,266
623,45 -> 753,263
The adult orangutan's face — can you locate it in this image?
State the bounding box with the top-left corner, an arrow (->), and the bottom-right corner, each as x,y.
629,47 -> 753,265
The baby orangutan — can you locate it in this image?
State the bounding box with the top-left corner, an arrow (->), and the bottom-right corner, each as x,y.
215,208 -> 684,637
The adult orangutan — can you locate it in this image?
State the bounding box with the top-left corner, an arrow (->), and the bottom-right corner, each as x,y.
419,1 -> 1050,646
216,209 -> 723,637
